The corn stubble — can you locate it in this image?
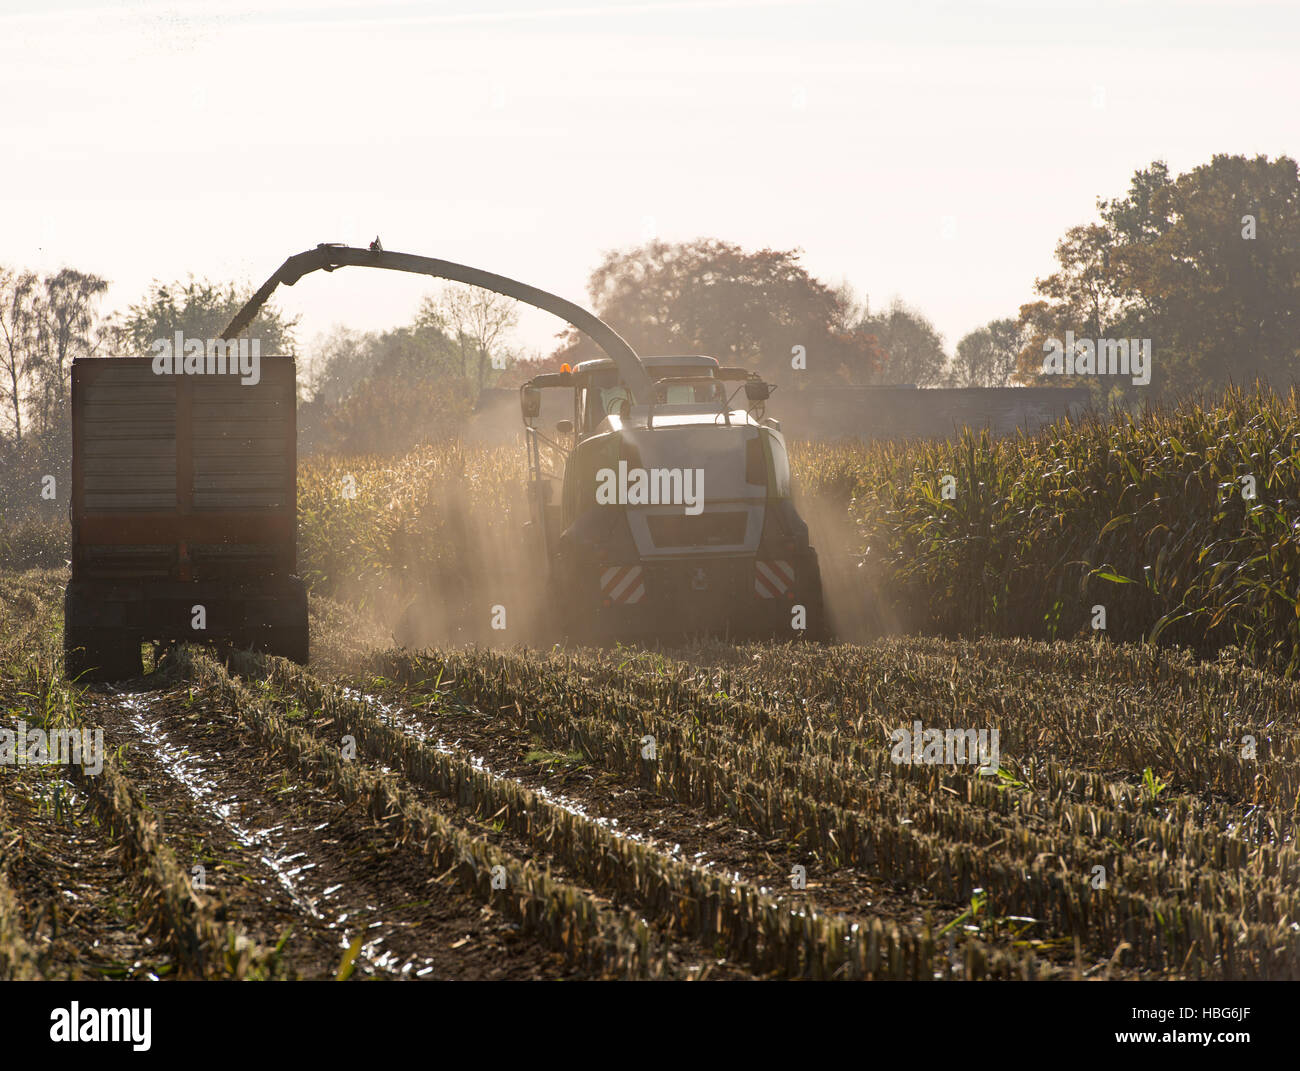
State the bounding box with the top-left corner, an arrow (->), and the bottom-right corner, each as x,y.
350,642 -> 1300,979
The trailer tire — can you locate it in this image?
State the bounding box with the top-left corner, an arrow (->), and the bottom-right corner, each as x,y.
254,626 -> 309,666
64,628 -> 143,682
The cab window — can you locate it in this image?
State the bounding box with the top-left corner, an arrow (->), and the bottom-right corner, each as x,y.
581,385 -> 631,432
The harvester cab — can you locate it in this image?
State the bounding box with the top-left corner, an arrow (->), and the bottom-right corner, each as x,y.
520,355 -> 826,642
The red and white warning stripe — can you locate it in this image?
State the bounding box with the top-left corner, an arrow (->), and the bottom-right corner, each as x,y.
600,565 -> 645,605
754,559 -> 795,599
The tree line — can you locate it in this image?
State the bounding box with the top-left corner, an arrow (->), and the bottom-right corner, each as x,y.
2,151 -> 1296,469
549,153 -> 1300,403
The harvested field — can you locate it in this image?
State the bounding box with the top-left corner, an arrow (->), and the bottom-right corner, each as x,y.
4,560 -> 1296,981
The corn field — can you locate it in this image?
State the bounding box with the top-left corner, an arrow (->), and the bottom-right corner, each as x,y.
793,385 -> 1300,674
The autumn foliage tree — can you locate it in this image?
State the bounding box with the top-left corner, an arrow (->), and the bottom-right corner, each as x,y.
855,298 -> 949,386
1019,154 -> 1300,398
551,239 -> 885,385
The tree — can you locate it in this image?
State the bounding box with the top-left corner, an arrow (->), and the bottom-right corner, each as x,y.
857,300 -> 949,385
552,238 -> 884,385
416,284 -> 520,395
0,267 -> 38,443
302,326 -> 370,406
949,318 -> 1023,387
0,266 -> 106,523
299,321 -> 471,455
29,269 -> 108,436
116,277 -> 298,358
1021,155 -> 1300,396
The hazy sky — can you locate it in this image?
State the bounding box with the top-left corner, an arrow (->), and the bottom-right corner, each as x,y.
3,0 -> 1297,361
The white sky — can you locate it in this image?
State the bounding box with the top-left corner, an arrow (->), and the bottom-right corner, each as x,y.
2,0 -> 1297,359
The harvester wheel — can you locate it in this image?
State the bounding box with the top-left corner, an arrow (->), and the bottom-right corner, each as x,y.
803,557 -> 832,642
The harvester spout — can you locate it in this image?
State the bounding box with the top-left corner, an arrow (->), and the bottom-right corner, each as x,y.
221,243 -> 653,399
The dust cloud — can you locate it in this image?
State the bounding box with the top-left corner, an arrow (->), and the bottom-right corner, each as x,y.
377,439 -> 906,652
796,485 -> 906,644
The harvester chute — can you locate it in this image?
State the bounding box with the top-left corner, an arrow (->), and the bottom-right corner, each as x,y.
221,242 -> 653,399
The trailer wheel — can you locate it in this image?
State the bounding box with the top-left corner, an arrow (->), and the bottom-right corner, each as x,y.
64,628 -> 143,682
254,626 -> 309,665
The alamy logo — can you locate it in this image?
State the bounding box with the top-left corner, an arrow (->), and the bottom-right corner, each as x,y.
1,720 -> 103,775
50,1002 -> 151,1051
1041,331 -> 1151,386
150,331 -> 261,385
889,721 -> 999,773
596,460 -> 704,515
